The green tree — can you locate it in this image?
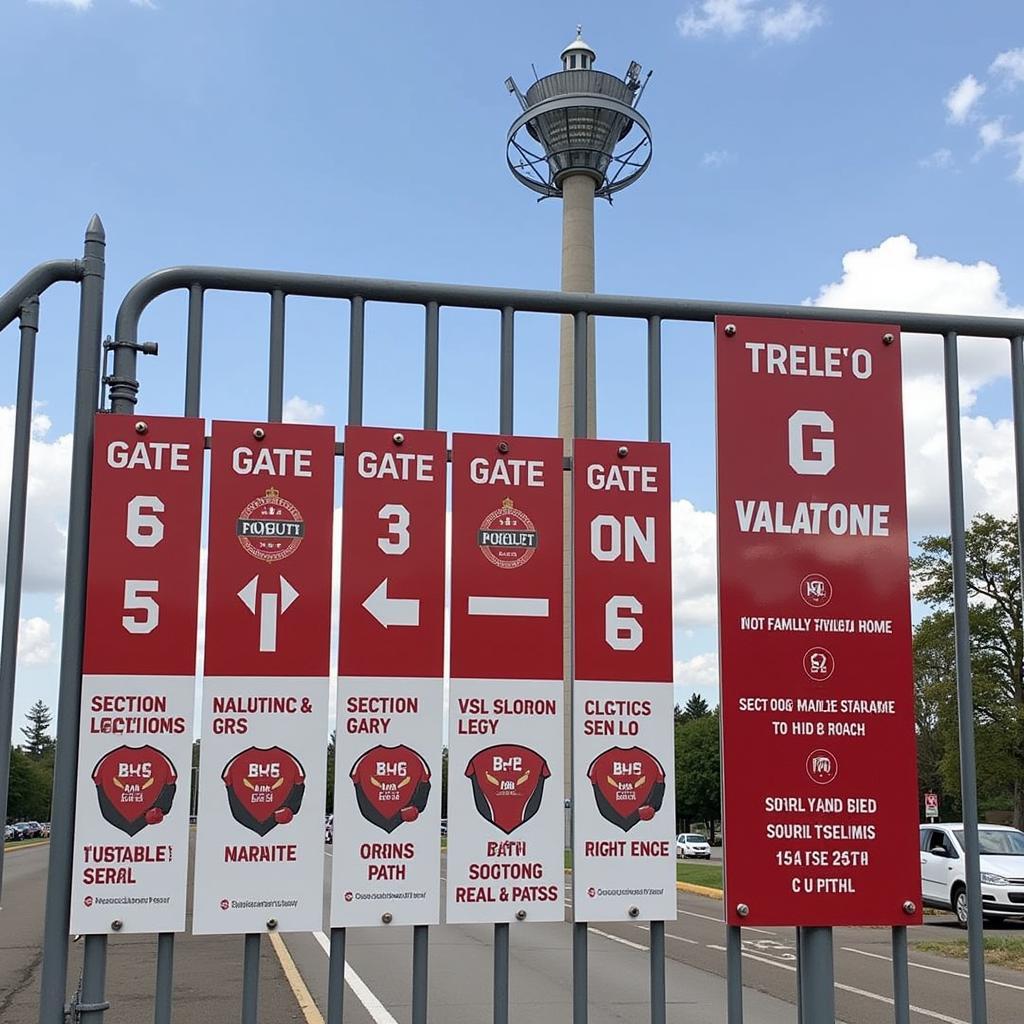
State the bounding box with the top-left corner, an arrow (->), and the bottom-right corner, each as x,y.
911,513 -> 1024,828
326,731 -> 336,813
675,709 -> 721,842
21,700 -> 54,761
7,746 -> 51,821
679,693 -> 711,723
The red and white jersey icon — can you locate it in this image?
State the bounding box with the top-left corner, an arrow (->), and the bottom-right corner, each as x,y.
465,744 -> 550,835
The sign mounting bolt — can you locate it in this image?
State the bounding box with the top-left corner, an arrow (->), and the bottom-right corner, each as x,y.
134,421 -> 148,435
736,903 -> 749,918
515,909 -> 527,921
392,432 -> 405,445
883,332 -> 895,346
617,445 -> 629,458
111,919 -> 123,931
266,918 -> 278,930
382,912 -> 393,924
497,441 -> 510,454
252,427 -> 265,440
627,905 -> 639,918
724,323 -> 737,337
902,900 -> 916,915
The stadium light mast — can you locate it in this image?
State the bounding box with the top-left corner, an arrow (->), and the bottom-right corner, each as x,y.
506,26 -> 653,441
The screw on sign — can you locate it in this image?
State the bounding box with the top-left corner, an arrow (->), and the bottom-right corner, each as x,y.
716,317 -> 922,928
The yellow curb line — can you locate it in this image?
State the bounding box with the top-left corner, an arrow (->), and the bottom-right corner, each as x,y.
676,881 -> 723,901
269,930 -> 324,1024
4,839 -> 49,853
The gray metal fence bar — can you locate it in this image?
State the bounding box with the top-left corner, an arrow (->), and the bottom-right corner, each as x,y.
80,934 -> 109,1024
500,306 -> 514,435
0,298 -> 39,897
38,215 -> 106,1024
0,259 -> 81,331
795,928 -> 802,1024
412,924 -> 429,1024
424,301 -> 439,430
942,329 -> 989,1024
891,926 -> 910,1024
154,932 -> 174,1024
348,297 -> 365,426
184,284 -> 204,417
649,920 -> 665,1024
646,316 -> 661,444
268,290 -> 285,423
493,921 -> 510,1024
725,925 -> 743,1024
241,933 -> 260,1024
326,927 -> 346,1024
797,928 -> 834,1024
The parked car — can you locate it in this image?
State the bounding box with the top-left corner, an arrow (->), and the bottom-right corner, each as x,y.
676,833 -> 712,859
920,823 -> 1024,926
4,824 -> 17,842
325,814 -> 333,845
40,822 -> 51,837
10,822 -> 36,840
440,818 -> 447,838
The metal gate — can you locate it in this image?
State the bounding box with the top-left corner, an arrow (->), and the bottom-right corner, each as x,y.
3,216 -> 1023,1024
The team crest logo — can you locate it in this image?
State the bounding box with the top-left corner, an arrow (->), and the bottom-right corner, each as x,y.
587,746 -> 666,833
350,745 -> 431,833
92,745 -> 177,837
236,488 -> 305,563
465,744 -> 549,834
222,746 -> 305,836
477,498 -> 538,570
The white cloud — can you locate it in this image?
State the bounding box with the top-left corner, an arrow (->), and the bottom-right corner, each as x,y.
677,0 -> 822,42
672,499 -> 718,627
18,617 -> 55,665
919,148 -> 954,170
0,407 -> 73,592
991,48 -> 1024,89
282,395 -> 326,424
810,235 -> 1024,535
28,0 -> 92,8
674,652 -> 719,689
946,74 -> 986,124
979,119 -> 1005,149
701,149 -> 734,168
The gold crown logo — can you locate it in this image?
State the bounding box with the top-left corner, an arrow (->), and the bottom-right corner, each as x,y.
501,497 -> 514,510
265,487 -> 280,499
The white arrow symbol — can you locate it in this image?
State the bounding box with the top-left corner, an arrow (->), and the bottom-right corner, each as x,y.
467,596 -> 549,617
238,575 -> 299,652
363,578 -> 420,628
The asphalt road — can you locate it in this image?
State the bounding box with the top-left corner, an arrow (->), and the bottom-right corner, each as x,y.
3,840 -> 1024,1024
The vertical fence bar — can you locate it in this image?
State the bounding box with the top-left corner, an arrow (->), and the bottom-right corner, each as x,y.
0,298 -> 38,897
499,306 -> 514,435
493,922 -> 510,1024
646,316 -> 661,444
797,928 -> 835,1023
326,927 -> 346,1024
268,290 -> 286,422
412,924 -> 429,1024
39,215 -> 105,1024
184,284 -> 204,417
348,296 -> 365,427
424,301 -> 439,430
79,935 -> 109,1024
795,929 -> 802,1024
891,927 -> 910,1024
942,329 -> 989,1024
153,933 -> 174,1024
725,925 -> 743,1024
241,934 -> 261,1024
649,920 -> 666,1024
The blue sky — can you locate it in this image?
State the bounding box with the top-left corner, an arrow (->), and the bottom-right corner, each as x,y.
2,0 -> 1024,734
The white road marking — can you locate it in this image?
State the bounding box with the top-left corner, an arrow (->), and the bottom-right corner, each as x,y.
635,925 -> 699,945
587,927 -> 648,952
678,908 -> 776,935
313,930 -> 399,1024
468,596 -> 549,617
842,945 -> 1024,992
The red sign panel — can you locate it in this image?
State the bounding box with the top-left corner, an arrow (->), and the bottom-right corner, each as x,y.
338,426 -> 447,678
449,433 -> 563,681
204,421 -> 335,678
717,316 -> 921,928
573,439 -> 673,683
83,415 -> 206,675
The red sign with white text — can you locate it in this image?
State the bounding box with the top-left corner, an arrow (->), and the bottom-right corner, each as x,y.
716,316 -> 921,928
72,414 -> 205,935
332,426 -> 447,927
571,439 -> 676,923
447,433 -> 564,924
193,421 -> 334,935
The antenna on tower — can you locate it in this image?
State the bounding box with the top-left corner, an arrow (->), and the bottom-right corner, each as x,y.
531,63 -> 540,83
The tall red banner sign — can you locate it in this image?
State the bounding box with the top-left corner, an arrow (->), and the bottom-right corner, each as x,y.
716,316 -> 922,927
193,421 -> 334,934
572,439 -> 676,922
71,415 -> 205,934
446,433 -> 565,924
331,426 -> 447,926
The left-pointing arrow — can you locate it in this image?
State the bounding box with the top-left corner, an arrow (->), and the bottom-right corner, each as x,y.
363,578 -> 420,628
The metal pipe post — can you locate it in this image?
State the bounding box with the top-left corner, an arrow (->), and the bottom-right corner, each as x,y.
493,922 -> 510,1024
725,926 -> 743,1024
79,935 -> 109,1024
0,299 -> 38,896
184,285 -> 204,416
795,928 -> 802,1024
942,330 -> 989,1024
646,316 -> 661,443
38,215 -> 105,1024
572,922 -> 588,1024
891,927 -> 910,1024
412,924 -> 429,1024
424,301 -> 439,430
241,934 -> 260,1024
649,919 -> 666,1024
347,297 -> 365,426
268,290 -> 285,422
326,928 -> 346,1024
499,306 -> 514,434
154,932 -> 174,1024
797,928 -> 835,1024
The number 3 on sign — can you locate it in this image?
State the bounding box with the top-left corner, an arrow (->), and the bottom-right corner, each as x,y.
378,503 -> 410,555
122,495 -> 164,634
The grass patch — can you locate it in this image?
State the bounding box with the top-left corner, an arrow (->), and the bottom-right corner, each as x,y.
676,861 -> 723,889
914,938 -> 1024,972
4,838 -> 48,852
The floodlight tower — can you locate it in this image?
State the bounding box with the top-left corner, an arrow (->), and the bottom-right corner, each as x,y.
506,27 -> 652,440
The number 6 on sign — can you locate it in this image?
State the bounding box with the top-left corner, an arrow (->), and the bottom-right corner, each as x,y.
378,503 -> 410,555
606,595 -> 642,651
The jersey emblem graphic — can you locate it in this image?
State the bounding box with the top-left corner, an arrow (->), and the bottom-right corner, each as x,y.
222,746 -> 305,836
92,745 -> 177,836
236,487 -> 305,562
350,744 -> 431,833
465,744 -> 549,834
477,498 -> 538,569
587,746 -> 665,833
